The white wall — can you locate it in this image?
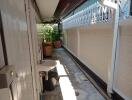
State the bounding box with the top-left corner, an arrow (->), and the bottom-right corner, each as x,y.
67,28 -> 78,56
0,0 -> 39,100
63,25 -> 113,83
113,21 -> 132,99
63,20 -> 132,99
79,26 -> 113,83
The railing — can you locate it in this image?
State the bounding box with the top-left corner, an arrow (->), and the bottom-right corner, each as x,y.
62,0 -> 131,29
62,2 -> 112,29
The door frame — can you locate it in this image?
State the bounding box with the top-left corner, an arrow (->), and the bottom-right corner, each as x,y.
0,11 -> 8,67
24,1 -> 39,100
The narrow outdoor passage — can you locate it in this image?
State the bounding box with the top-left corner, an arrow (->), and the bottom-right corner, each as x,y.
0,0 -> 132,100
44,48 -> 105,100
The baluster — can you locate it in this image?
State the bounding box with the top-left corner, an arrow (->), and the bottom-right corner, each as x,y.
90,6 -> 92,24
97,4 -> 99,23
101,5 -> 103,23
85,8 -> 89,25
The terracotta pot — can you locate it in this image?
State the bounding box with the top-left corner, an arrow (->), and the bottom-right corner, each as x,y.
54,40 -> 62,48
43,42 -> 53,57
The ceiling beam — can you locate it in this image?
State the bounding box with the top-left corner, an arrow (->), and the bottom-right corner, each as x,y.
61,0 -> 87,20
54,0 -> 86,19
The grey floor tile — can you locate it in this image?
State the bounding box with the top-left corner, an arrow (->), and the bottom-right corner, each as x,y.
43,48 -> 105,100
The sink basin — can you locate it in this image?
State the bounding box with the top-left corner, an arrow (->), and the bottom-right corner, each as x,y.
37,60 -> 57,72
40,60 -> 57,67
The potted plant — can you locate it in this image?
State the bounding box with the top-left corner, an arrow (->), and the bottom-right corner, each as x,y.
52,26 -> 62,48
38,24 -> 53,57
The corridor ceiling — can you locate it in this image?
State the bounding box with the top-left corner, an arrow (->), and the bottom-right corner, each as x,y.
35,0 -> 86,23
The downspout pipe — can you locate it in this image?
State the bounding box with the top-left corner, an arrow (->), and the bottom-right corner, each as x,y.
108,5 -> 119,95
98,0 -> 120,97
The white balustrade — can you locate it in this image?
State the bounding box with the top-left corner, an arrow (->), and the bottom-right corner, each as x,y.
62,1 -> 112,29
62,0 -> 132,29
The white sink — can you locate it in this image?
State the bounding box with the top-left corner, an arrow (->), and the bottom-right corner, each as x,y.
40,60 -> 57,67
37,60 -> 57,72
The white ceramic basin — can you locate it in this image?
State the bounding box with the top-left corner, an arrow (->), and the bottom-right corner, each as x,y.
41,60 -> 57,67
37,60 -> 57,72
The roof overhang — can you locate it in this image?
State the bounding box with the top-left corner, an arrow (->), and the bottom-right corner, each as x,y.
34,0 -> 86,23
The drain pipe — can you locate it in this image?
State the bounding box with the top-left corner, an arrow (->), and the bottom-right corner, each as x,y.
97,0 -> 120,97
108,4 -> 119,96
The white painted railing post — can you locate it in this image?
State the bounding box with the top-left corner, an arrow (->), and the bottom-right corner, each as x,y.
107,4 -> 119,95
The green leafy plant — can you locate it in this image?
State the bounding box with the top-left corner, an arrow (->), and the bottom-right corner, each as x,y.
37,24 -> 53,42
52,25 -> 62,42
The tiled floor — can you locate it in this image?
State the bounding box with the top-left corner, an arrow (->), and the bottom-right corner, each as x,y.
43,48 -> 105,100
